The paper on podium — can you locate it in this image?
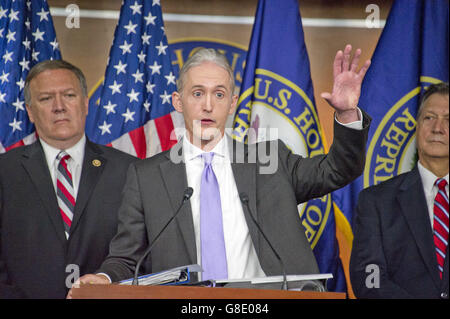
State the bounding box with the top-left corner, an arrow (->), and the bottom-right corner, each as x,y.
119,264 -> 202,286
214,273 -> 333,291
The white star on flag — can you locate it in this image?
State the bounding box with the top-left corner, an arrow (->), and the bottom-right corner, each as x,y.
130,1 -> 143,15
127,88 -> 140,103
137,51 -> 146,63
8,9 -> 19,22
6,30 -> 16,43
0,71 -> 9,83
9,118 -> 22,132
108,80 -> 122,94
16,78 -> 25,90
98,121 -> 112,135
12,98 -> 25,112
144,12 -> 156,25
119,40 -> 133,55
141,32 -> 151,45
31,50 -> 40,61
0,8 -> 7,19
165,72 -> 176,85
36,8 -> 50,22
132,70 -> 144,83
146,82 -> 156,93
114,60 -> 127,75
22,37 -> 31,50
50,39 -> 59,51
32,28 -> 45,41
149,60 -> 162,74
124,20 -> 138,35
155,41 -> 168,55
143,101 -> 151,112
103,101 -> 117,114
19,58 -> 30,71
3,50 -> 13,63
160,90 -> 171,104
122,108 -> 136,122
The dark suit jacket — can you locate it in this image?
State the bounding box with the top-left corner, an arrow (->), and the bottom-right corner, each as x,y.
0,139 -> 137,298
350,166 -> 449,299
98,114 -> 371,283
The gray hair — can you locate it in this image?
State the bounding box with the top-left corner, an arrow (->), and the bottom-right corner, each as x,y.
177,48 -> 235,95
417,82 -> 449,119
24,59 -> 88,105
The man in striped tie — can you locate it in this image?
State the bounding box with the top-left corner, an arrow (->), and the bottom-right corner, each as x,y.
0,60 -> 137,298
350,82 -> 449,299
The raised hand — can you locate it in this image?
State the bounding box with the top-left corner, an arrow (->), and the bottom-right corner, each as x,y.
321,44 -> 371,123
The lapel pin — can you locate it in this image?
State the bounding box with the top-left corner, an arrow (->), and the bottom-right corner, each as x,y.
92,159 -> 101,167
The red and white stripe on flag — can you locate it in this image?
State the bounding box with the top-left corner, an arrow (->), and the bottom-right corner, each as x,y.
108,111 -> 184,159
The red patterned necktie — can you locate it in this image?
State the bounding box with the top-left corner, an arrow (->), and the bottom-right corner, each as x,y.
433,178 -> 449,279
56,151 -> 75,239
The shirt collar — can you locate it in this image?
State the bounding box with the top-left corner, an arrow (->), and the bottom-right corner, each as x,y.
418,161 -> 449,191
40,135 -> 86,167
182,132 -> 228,162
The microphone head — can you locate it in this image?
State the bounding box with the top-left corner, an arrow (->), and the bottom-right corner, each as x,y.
184,187 -> 194,200
239,192 -> 249,204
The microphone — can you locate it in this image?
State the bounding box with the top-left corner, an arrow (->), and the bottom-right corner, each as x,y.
239,192 -> 288,290
132,187 -> 194,285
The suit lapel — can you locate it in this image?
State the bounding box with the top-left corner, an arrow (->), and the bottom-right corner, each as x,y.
397,167 -> 441,289
156,137 -> 260,264
21,142 -> 67,245
69,141 -> 106,236
228,137 -> 260,254
160,142 -> 197,265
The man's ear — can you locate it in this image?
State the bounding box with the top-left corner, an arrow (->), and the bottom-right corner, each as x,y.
25,104 -> 35,123
172,91 -> 183,113
84,96 -> 89,116
229,94 -> 238,115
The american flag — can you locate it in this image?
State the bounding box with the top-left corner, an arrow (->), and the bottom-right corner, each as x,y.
85,0 -> 183,159
0,0 -> 61,153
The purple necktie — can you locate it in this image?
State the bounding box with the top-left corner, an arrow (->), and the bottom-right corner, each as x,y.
200,152 -> 228,280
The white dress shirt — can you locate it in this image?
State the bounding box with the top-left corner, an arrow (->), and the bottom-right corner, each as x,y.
334,107 -> 364,130
417,161 -> 449,228
40,135 -> 86,200
183,133 -> 266,280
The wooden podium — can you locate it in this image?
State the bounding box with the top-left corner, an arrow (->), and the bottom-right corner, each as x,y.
72,284 -> 346,299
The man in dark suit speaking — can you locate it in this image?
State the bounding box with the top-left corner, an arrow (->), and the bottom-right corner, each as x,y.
70,45 -> 371,291
350,82 -> 449,299
0,60 -> 137,298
